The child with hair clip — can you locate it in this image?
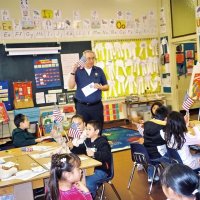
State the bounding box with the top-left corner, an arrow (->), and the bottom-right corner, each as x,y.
161,163 -> 200,200
45,153 -> 92,200
162,111 -> 200,170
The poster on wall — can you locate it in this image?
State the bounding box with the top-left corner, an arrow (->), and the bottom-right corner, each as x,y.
34,57 -> 61,89
0,102 -> 9,123
13,81 -> 34,109
176,43 -> 197,77
188,65 -> 200,100
0,81 -> 12,110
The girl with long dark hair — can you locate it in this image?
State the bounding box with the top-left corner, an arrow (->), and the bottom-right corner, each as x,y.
45,153 -> 92,200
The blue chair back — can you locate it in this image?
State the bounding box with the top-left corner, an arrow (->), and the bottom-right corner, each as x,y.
167,147 -> 183,164
130,143 -> 150,165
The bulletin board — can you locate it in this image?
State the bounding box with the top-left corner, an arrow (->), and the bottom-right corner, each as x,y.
0,41 -> 91,110
93,38 -> 161,99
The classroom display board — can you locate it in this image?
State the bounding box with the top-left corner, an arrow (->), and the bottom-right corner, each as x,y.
0,102 -> 9,123
0,81 -> 12,110
93,38 -> 161,99
176,43 -> 197,76
189,64 -> 200,100
103,103 -> 124,122
34,57 -> 61,89
13,81 -> 34,109
0,41 -> 91,110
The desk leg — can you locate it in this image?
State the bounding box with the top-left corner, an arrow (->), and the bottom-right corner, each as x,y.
81,169 -> 86,185
14,182 -> 34,200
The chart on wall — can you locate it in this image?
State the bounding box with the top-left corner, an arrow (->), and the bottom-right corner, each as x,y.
34,57 -> 61,89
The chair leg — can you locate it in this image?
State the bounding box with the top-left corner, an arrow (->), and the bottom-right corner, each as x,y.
100,184 -> 105,200
109,182 -> 121,200
127,163 -> 137,189
148,167 -> 156,194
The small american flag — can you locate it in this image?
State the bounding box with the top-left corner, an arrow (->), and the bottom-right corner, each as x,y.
136,123 -> 144,136
53,107 -> 63,123
77,56 -> 86,69
182,93 -> 194,111
68,122 -> 82,138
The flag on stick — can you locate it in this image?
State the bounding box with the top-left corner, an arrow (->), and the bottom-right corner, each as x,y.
182,93 -> 194,111
136,123 -> 144,136
76,56 -> 86,69
68,122 -> 82,138
53,106 -> 63,123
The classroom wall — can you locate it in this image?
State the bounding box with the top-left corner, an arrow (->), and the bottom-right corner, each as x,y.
0,0 -> 159,43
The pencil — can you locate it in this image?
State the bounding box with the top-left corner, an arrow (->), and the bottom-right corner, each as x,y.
64,130 -> 70,142
84,141 -> 88,149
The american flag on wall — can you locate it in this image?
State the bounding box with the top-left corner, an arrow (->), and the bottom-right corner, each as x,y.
182,93 -> 194,111
77,56 -> 86,69
53,107 -> 63,123
68,122 -> 82,138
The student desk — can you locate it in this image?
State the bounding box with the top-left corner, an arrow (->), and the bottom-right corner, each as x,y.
0,142 -> 102,200
0,154 -> 49,199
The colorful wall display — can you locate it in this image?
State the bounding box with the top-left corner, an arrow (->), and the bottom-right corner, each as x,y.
0,102 -> 9,123
13,81 -> 34,109
103,103 -> 124,122
34,57 -> 61,88
93,38 -> 161,99
0,81 -> 12,110
176,43 -> 197,77
160,36 -> 171,93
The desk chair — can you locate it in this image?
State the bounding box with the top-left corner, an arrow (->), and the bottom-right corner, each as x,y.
95,155 -> 121,200
167,147 -> 200,174
127,143 -> 163,194
167,147 -> 183,164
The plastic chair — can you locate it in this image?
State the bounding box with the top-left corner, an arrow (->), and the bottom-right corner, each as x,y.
95,155 -> 121,200
127,143 -> 163,194
167,147 -> 183,164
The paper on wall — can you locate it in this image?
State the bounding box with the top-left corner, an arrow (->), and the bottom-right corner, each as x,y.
45,93 -> 57,103
36,92 -> 45,104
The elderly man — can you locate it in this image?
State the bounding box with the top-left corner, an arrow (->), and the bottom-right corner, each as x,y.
68,50 -> 109,130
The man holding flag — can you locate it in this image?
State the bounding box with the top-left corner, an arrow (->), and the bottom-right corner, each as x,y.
68,50 -> 109,131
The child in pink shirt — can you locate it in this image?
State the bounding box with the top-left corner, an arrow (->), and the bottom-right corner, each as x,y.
45,153 -> 92,200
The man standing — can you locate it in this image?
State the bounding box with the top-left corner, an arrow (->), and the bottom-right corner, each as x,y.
68,50 -> 109,130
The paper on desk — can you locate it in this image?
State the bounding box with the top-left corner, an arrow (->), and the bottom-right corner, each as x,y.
81,82 -> 97,97
2,161 -> 17,168
43,162 -> 51,170
30,151 -> 52,159
32,145 -> 53,151
30,147 -> 58,158
0,158 -> 5,164
1,168 -> 48,181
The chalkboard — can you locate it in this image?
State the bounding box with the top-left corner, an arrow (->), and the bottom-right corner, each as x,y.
0,41 -> 91,110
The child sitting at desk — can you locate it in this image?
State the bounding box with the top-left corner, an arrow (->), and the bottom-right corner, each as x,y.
67,120 -> 112,197
68,114 -> 87,147
162,111 -> 200,170
12,114 -> 43,147
45,153 -> 92,200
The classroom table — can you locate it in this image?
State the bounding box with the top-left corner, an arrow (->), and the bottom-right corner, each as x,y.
0,142 -> 102,200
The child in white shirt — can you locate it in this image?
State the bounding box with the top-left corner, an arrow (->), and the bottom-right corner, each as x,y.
69,114 -> 87,147
162,111 -> 200,170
